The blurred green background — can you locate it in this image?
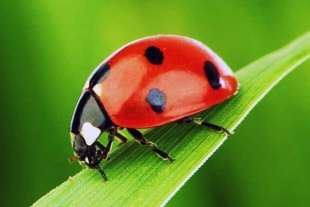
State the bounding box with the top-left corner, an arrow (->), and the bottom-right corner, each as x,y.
1,0 -> 310,206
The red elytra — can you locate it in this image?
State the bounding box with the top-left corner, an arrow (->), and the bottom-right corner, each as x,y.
70,35 -> 238,180
84,35 -> 238,128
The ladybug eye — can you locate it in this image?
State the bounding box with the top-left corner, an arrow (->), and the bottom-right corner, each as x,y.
72,134 -> 88,158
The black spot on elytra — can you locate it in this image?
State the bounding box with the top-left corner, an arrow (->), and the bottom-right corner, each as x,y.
204,61 -> 221,90
89,63 -> 110,88
144,46 -> 164,65
146,88 -> 166,114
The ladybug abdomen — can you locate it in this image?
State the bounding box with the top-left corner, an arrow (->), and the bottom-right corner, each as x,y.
90,35 -> 238,128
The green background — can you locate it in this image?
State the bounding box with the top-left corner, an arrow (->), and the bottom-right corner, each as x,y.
1,1 -> 310,206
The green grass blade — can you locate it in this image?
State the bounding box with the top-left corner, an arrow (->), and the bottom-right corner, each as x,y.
32,31 -> 310,207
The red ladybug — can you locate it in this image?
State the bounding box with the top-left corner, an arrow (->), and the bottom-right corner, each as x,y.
69,35 -> 238,180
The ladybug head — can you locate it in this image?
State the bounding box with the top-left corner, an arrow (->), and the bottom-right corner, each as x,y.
69,131 -> 108,180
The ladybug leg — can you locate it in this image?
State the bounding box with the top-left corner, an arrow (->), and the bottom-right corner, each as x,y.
127,128 -> 174,163
97,126 -> 117,161
178,117 -> 231,137
199,122 -> 231,136
90,144 -> 108,180
95,141 -> 110,161
115,131 -> 128,146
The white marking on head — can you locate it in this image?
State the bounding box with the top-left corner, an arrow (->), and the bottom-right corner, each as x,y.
85,156 -> 90,164
80,122 -> 101,146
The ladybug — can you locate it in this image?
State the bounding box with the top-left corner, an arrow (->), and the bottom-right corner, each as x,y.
69,35 -> 238,180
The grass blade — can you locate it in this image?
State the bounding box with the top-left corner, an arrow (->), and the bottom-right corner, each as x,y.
32,31 -> 310,207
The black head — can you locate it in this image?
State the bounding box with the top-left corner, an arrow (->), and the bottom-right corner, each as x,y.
69,90 -> 112,180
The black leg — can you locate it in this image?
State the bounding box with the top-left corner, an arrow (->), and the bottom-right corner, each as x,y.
95,165 -> 108,181
115,131 -> 128,146
95,141 -> 110,161
94,126 -> 117,161
92,127 -> 117,181
104,127 -> 116,159
127,128 -> 174,163
178,117 -> 231,137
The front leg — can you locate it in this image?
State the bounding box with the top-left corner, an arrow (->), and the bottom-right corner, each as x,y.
97,126 -> 117,161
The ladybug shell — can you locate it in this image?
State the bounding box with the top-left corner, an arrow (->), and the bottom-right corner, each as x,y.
83,35 -> 238,129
